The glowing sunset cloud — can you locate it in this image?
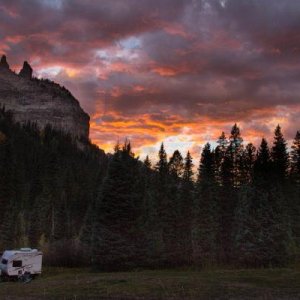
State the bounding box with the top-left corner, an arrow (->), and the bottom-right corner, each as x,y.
1,0 -> 300,162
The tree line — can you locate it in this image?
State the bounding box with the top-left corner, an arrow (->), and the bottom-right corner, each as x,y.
0,107 -> 299,269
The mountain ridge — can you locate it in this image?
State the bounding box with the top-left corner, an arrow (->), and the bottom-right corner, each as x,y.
0,55 -> 90,139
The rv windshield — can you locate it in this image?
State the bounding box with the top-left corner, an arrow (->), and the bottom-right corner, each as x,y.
1,259 -> 8,265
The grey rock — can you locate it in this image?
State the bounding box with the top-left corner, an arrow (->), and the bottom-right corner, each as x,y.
19,61 -> 33,79
0,57 -> 90,139
0,55 -> 9,69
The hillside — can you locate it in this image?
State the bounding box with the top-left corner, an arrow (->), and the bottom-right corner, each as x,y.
0,107 -> 107,263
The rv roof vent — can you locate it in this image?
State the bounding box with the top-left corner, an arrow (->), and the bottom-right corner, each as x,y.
20,248 -> 32,252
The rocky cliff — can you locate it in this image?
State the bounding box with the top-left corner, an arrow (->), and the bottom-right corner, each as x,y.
0,55 -> 90,139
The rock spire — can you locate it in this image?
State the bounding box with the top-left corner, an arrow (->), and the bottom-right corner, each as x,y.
19,61 -> 33,79
0,55 -> 10,69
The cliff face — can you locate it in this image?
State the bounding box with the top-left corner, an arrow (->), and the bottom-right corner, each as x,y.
0,56 -> 90,139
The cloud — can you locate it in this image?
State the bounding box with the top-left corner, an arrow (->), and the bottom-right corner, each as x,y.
1,0 -> 300,161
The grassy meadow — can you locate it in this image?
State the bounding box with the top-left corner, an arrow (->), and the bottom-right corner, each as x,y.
0,267 -> 300,299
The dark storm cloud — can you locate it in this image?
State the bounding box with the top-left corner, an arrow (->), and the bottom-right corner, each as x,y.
0,0 -> 187,63
213,0 -> 300,54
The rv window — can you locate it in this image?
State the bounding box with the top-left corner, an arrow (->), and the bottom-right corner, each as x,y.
1,259 -> 7,265
12,260 -> 22,267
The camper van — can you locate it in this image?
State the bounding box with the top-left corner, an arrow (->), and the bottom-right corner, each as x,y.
0,248 -> 42,281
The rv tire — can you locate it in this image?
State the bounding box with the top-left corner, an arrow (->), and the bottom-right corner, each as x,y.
19,272 -> 32,283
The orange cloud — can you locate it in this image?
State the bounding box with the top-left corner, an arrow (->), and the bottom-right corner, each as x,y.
88,103 -> 299,165
152,65 -> 189,77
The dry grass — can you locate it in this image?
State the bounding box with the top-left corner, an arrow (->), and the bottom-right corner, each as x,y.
0,267 -> 300,299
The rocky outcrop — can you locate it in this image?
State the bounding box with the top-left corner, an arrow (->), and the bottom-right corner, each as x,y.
0,55 -> 9,69
19,61 -> 33,79
0,55 -> 90,139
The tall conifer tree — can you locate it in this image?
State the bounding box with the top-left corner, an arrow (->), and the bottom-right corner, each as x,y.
193,143 -> 219,265
289,131 -> 300,253
271,125 -> 289,180
291,131 -> 300,184
168,150 -> 184,178
91,143 -> 142,269
215,132 -> 228,185
177,151 -> 194,264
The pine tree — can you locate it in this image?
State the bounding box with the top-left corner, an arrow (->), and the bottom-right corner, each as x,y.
154,144 -> 179,265
218,144 -> 236,264
233,186 -> 258,266
0,201 -> 17,249
291,131 -> 300,185
254,138 -> 271,184
289,131 -> 300,255
193,143 -> 219,266
253,138 -> 271,188
218,124 -> 243,263
168,150 -> 184,178
215,132 -> 228,185
144,155 -> 152,169
198,143 -> 215,181
156,143 -> 168,176
217,132 -> 229,150
271,125 -> 289,181
141,151 -> 164,266
175,151 -> 194,264
0,139 -> 15,222
92,143 -> 142,270
241,143 -> 256,184
263,185 -> 293,266
183,151 -> 193,182
165,150 -> 184,264
79,198 -> 100,265
251,133 -> 293,267
123,139 -> 134,157
229,123 -> 244,188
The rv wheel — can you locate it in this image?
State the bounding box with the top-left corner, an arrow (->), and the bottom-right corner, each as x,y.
20,273 -> 32,283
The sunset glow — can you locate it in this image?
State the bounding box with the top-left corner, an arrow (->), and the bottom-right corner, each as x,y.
1,0 -> 300,161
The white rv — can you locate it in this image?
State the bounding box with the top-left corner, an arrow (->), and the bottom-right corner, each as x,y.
0,248 -> 42,281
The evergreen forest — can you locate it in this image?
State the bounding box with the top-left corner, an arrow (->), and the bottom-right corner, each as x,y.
0,107 -> 299,270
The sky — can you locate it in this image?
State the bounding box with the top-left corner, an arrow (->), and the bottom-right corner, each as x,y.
1,0 -> 300,161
